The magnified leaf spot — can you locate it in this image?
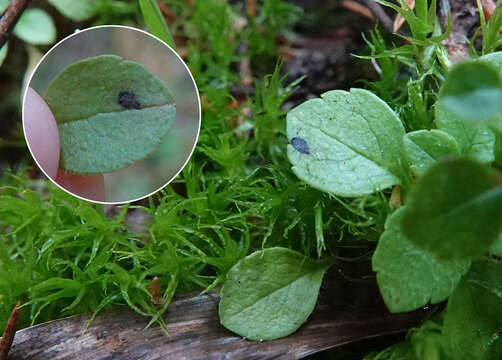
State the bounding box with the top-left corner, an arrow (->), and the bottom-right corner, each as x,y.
118,91 -> 141,109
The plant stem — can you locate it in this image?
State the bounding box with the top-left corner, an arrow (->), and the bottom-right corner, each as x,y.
0,302 -> 20,360
0,0 -> 32,48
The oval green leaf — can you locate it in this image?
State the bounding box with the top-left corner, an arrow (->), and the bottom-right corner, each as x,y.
439,61 -> 502,122
14,8 -> 56,45
435,103 -> 495,164
442,259 -> 502,360
44,55 -> 175,174
403,129 -> 460,176
219,247 -> 331,341
48,0 -> 94,22
401,158 -> 502,259
286,88 -> 406,197
372,208 -> 470,313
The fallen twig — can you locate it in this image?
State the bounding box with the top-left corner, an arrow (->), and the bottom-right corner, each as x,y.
0,302 -> 20,360
358,0 -> 394,33
9,271 -> 426,359
0,0 -> 32,48
342,0 -> 374,20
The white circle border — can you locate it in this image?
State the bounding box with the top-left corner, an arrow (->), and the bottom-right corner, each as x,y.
22,25 -> 202,205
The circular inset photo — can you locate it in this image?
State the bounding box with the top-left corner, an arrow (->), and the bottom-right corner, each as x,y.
23,25 -> 200,204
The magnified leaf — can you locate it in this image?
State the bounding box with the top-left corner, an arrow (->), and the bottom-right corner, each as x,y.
403,129 -> 460,176
287,88 -> 406,197
44,55 -> 175,174
372,208 -> 470,313
401,158 -> 502,259
219,247 -> 331,341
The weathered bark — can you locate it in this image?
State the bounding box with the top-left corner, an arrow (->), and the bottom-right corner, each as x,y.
0,0 -> 32,47
8,270 -> 426,359
0,302 -> 19,360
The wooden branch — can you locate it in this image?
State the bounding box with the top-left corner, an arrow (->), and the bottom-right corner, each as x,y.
0,302 -> 20,360
0,0 -> 32,48
9,270 -> 426,359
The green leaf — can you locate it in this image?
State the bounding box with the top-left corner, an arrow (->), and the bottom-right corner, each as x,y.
480,51 -> 502,76
0,44 -> 8,67
286,88 -> 406,197
139,0 -> 176,49
403,129 -> 460,176
490,232 -> 502,256
401,158 -> 502,259
442,259 -> 502,360
409,320 -> 447,360
44,55 -> 175,174
439,61 -> 502,122
363,340 -> 417,360
435,103 -> 496,164
13,8 -> 56,45
218,247 -> 331,341
372,208 -> 470,313
492,127 -> 502,167
48,0 -> 94,22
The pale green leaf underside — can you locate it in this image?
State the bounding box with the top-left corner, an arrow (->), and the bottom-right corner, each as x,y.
287,88 -> 405,197
48,0 -> 94,22
219,247 -> 330,341
372,208 -> 470,313
436,104 -> 495,163
14,9 -> 56,45
59,104 -> 175,174
404,129 -> 460,176
44,55 -> 175,174
0,44 -> 7,67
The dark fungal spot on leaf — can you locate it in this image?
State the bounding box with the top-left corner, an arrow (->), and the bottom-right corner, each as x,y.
291,137 -> 310,154
118,91 -> 141,109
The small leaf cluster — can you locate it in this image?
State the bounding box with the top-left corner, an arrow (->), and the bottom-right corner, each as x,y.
284,51 -> 502,357
218,1 -> 502,354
